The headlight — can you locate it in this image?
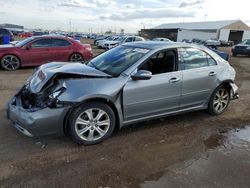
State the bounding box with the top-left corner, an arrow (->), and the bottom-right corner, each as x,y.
246,46 -> 250,50
49,83 -> 67,99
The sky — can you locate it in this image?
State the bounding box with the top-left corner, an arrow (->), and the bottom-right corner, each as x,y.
0,0 -> 249,33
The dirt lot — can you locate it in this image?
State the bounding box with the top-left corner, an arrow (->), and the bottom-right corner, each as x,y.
0,44 -> 250,188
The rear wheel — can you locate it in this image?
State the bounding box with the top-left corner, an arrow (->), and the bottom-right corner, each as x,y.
70,53 -> 84,63
68,102 -> 116,145
208,85 -> 230,115
1,55 -> 20,71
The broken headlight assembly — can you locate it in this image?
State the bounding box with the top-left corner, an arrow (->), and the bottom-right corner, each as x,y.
48,83 -> 67,107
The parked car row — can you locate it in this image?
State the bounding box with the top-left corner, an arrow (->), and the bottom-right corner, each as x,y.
95,35 -> 145,49
182,38 -> 234,47
0,35 -> 93,71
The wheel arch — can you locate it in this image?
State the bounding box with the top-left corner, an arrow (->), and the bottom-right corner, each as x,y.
218,79 -> 234,93
68,52 -> 85,61
63,97 -> 120,135
0,53 -> 22,68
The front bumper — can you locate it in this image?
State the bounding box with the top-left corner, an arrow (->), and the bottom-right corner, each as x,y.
232,48 -> 250,55
230,83 -> 239,100
7,94 -> 70,137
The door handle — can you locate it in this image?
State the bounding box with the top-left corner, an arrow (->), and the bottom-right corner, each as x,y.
169,77 -> 180,83
209,72 -> 217,76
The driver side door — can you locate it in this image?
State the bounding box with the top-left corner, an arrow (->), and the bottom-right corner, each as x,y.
21,38 -> 52,66
123,49 -> 182,121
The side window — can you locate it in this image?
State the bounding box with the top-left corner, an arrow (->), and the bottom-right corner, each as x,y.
31,39 -> 52,48
52,39 -> 71,47
135,37 -> 143,41
125,37 -> 134,42
207,54 -> 217,66
139,50 -> 176,75
181,48 -> 209,70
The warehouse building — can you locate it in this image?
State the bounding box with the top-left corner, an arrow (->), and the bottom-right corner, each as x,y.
140,20 -> 250,44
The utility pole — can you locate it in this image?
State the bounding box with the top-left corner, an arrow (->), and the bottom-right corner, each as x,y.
69,18 -> 72,32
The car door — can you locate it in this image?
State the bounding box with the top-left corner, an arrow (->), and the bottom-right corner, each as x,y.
21,38 -> 52,66
123,49 -> 182,121
179,47 -> 219,109
49,38 -> 72,62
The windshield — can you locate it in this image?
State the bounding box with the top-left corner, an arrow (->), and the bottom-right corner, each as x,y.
15,37 -> 34,47
88,46 -> 150,76
241,40 -> 250,45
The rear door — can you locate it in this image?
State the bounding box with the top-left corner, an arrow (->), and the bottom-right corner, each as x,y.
21,38 -> 52,66
49,38 -> 73,62
179,47 -> 219,109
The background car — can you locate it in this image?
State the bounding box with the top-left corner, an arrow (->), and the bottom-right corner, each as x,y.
152,38 -> 172,42
232,39 -> 250,56
104,36 -> 145,49
0,35 -> 93,71
0,28 -> 14,42
96,36 -> 120,49
7,42 -> 238,145
18,32 -> 33,38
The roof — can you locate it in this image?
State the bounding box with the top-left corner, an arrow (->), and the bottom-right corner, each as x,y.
154,20 -> 240,30
122,41 -> 206,50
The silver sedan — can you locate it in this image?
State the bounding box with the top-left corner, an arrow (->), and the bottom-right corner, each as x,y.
7,42 -> 239,145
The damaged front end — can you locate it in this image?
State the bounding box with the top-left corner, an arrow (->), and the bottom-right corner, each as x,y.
7,81 -> 71,137
7,62 -> 113,137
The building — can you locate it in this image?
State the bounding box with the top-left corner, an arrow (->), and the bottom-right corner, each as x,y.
140,20 -> 250,44
0,23 -> 24,30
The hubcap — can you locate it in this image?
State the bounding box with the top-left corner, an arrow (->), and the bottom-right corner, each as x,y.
213,88 -> 229,113
1,55 -> 19,70
70,54 -> 84,63
75,108 -> 110,141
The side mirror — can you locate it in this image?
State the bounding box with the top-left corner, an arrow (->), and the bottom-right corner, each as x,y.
131,70 -> 152,81
25,45 -> 31,50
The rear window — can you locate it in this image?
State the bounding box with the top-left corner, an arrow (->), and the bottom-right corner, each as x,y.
52,38 -> 71,47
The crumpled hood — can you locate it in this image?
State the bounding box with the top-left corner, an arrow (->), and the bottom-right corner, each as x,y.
28,62 -> 111,93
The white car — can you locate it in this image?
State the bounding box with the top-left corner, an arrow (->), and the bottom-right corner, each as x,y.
104,36 -> 145,49
96,36 -> 120,49
152,38 -> 173,42
205,39 -> 221,46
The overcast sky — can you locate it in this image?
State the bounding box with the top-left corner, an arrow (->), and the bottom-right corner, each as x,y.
0,0 -> 249,33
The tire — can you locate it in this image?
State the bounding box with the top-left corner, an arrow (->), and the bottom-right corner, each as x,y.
69,53 -> 84,63
1,55 -> 20,71
68,102 -> 116,145
232,52 -> 237,57
208,85 -> 230,115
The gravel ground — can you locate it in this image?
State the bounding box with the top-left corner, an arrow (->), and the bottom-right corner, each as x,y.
0,43 -> 249,188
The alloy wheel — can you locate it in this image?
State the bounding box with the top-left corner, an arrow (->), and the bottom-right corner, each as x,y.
1,55 -> 20,71
70,53 -> 84,63
75,108 -> 110,141
213,88 -> 229,113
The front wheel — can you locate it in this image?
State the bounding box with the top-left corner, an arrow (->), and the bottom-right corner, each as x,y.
70,53 -> 84,63
208,86 -> 230,115
68,102 -> 116,145
1,55 -> 20,71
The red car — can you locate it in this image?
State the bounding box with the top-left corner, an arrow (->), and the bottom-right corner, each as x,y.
18,32 -> 33,38
0,35 -> 93,71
